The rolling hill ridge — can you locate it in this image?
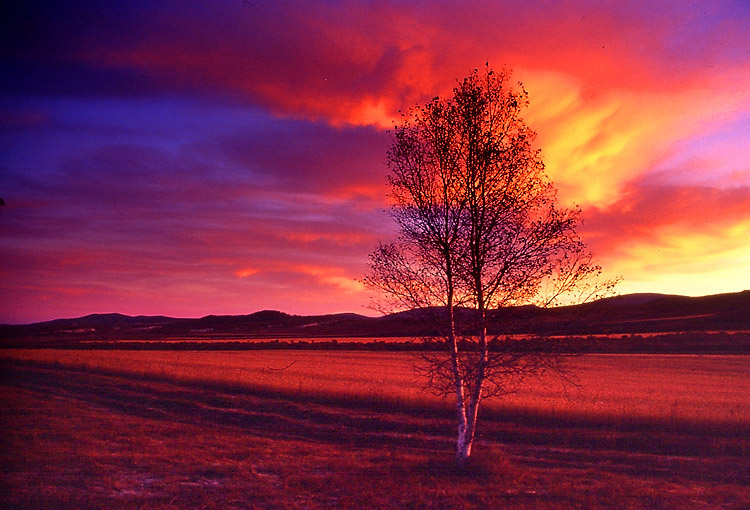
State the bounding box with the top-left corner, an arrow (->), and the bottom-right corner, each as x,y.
2,291 -> 748,343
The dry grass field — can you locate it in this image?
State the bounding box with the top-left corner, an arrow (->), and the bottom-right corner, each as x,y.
3,349 -> 748,427
1,349 -> 749,509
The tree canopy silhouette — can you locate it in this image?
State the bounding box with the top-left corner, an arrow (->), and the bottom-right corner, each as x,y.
365,65 -> 617,466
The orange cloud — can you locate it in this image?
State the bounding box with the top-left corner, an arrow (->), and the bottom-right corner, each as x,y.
521,65 -> 750,207
235,268 -> 258,279
270,263 -> 367,295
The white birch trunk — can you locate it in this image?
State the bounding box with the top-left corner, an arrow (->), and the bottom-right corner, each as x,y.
457,378 -> 484,466
456,303 -> 488,467
456,423 -> 472,463
453,364 -> 469,463
447,300 -> 471,465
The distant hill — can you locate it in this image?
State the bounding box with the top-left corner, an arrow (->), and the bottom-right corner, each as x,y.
1,291 -> 748,346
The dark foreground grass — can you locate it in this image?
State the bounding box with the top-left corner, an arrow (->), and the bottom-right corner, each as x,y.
1,362 -> 748,509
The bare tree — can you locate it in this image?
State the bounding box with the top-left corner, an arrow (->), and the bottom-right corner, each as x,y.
365,65 -> 617,467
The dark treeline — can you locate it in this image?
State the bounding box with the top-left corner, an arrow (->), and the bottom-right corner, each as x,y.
3,331 -> 749,354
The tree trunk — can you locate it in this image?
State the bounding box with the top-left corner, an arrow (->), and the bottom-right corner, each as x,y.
453,362 -> 469,464
446,285 -> 470,466
456,388 -> 482,467
456,294 -> 489,467
456,360 -> 485,466
456,422 -> 473,466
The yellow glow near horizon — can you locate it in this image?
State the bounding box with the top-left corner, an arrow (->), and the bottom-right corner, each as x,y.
599,219 -> 750,297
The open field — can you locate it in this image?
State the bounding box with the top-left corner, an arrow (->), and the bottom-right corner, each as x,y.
1,350 -> 749,509
3,349 -> 749,427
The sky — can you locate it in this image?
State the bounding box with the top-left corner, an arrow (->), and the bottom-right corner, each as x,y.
1,0 -> 749,324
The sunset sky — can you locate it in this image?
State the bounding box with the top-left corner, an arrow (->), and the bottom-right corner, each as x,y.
2,0 -> 749,324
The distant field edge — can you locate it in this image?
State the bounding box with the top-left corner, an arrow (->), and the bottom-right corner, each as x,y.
2,330 -> 750,354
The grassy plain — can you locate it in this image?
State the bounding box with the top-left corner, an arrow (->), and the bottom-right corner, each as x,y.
3,349 -> 748,427
1,349 -> 749,509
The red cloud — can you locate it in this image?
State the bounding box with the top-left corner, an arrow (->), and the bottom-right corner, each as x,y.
59,1 -> 746,128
